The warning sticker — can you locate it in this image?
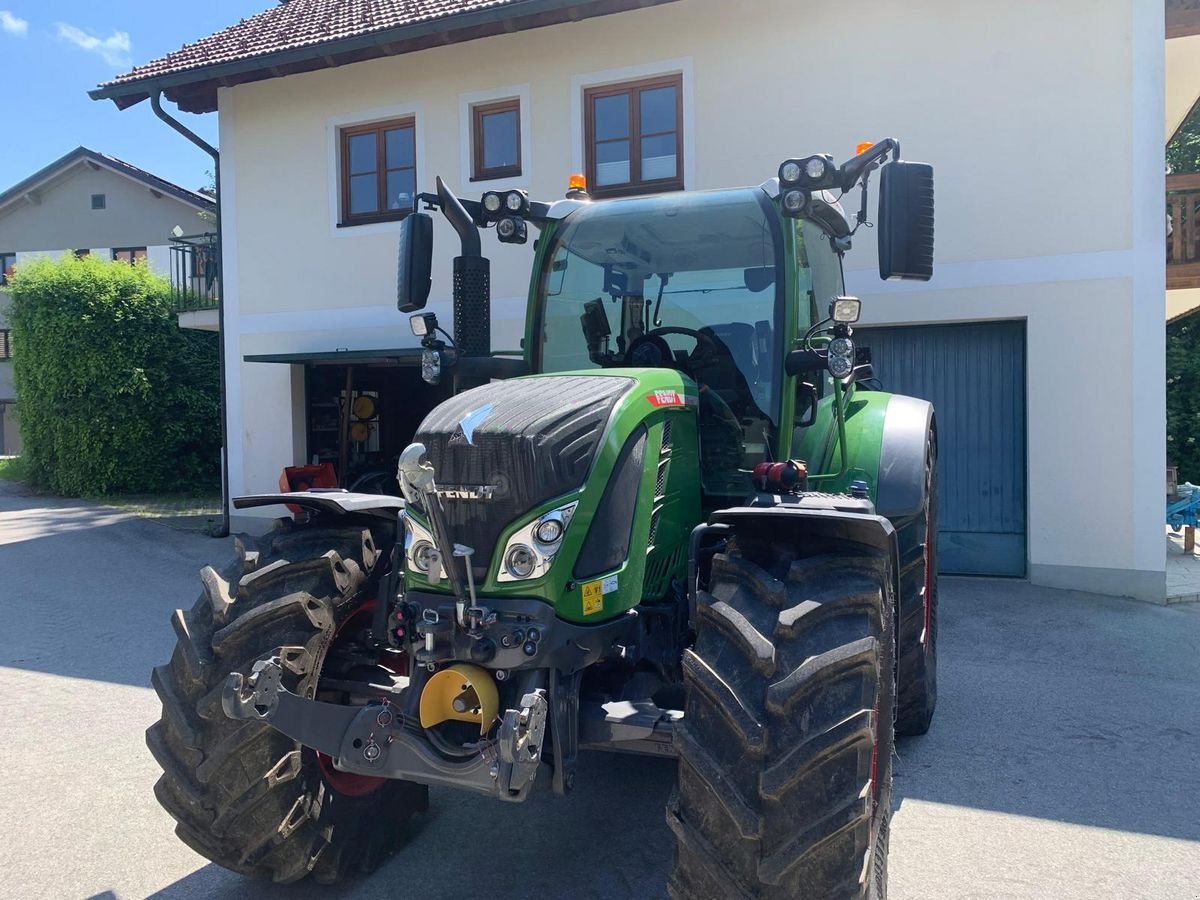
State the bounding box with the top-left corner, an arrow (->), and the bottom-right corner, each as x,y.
582,580 -> 604,615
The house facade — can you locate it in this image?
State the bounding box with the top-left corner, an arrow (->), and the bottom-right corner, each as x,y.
0,148 -> 216,453
95,0 -> 1167,600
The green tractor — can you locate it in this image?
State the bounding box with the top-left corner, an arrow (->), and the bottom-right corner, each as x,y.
149,139 -> 938,898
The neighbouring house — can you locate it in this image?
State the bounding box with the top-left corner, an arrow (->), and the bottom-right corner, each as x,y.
93,0 -> 1169,601
0,148 -> 217,454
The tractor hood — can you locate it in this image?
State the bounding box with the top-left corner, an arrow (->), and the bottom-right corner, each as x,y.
410,369 -> 695,582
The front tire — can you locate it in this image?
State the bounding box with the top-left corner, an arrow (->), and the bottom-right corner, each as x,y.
147,518 -> 427,884
668,538 -> 896,899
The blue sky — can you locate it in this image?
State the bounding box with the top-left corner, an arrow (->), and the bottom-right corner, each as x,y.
0,1 -> 265,193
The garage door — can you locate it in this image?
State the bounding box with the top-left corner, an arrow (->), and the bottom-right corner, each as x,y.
856,321 -> 1027,576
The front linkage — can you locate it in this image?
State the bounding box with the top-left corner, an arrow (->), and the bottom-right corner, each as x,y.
224,658 -> 549,801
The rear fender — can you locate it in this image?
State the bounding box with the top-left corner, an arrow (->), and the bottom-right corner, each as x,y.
233,490 -> 404,519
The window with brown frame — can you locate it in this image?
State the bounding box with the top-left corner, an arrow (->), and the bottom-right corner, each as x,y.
471,98 -> 521,181
340,117 -> 417,226
0,253 -> 14,286
74,249 -> 90,259
584,74 -> 683,199
112,247 -> 147,264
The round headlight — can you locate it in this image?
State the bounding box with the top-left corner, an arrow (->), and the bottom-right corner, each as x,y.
782,189 -> 809,214
411,540 -> 434,572
505,544 -> 536,579
780,160 -> 802,184
804,156 -> 827,181
534,517 -> 564,545
827,337 -> 855,379
497,217 -> 516,238
505,191 -> 525,212
482,191 -> 503,214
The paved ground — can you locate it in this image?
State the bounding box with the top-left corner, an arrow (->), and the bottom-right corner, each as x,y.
1166,525 -> 1200,602
1,482 -> 1198,900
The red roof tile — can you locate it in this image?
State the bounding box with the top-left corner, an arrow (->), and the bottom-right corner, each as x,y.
104,0 -> 512,87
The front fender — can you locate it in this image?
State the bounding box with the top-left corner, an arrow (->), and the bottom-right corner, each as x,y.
793,389 -> 933,520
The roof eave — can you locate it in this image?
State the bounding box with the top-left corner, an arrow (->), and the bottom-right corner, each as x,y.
90,0 -> 679,114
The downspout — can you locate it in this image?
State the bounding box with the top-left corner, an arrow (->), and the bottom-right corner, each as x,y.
151,91 -> 230,538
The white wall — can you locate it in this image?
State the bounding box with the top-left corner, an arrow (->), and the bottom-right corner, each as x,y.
219,0 -> 1164,599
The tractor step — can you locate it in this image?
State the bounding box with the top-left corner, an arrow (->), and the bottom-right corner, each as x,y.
578,698 -> 681,757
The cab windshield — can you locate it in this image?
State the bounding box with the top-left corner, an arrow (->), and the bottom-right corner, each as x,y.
535,188 -> 784,496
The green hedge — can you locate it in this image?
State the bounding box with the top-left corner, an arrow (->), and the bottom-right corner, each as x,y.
7,255 -> 220,495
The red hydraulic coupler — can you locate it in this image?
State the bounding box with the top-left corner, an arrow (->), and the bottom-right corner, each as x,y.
752,460 -> 809,493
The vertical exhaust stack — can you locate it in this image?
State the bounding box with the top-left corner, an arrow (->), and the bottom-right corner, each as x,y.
435,177 -> 490,359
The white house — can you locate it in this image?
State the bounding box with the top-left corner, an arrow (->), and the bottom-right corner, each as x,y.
0,147 -> 216,453
94,0 -> 1169,601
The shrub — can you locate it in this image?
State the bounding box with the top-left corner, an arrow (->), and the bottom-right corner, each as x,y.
1168,315 -> 1200,482
7,255 -> 220,495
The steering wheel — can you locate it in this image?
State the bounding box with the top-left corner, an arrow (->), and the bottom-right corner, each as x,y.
624,327 -> 716,368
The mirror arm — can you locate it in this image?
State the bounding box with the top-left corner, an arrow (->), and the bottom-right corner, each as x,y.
836,138 -> 900,192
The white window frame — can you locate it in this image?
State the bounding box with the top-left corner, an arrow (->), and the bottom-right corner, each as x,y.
570,57 -> 695,193
458,83 -> 532,193
326,101 -> 425,239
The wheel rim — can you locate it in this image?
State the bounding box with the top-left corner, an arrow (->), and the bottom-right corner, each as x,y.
314,599 -> 394,798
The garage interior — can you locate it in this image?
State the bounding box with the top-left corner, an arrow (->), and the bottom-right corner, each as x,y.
245,349 -> 446,492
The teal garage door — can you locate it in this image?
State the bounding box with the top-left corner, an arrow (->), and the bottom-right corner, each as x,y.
856,321 -> 1027,576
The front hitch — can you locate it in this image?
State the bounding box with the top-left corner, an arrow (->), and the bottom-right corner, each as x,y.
222,658 -> 549,802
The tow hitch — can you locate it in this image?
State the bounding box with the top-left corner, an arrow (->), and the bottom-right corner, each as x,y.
222,658 -> 548,802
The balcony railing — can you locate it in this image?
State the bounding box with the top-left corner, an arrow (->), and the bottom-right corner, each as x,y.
1168,174 -> 1200,290
170,232 -> 219,312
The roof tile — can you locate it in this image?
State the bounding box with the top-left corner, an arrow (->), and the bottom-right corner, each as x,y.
104,0 -> 513,86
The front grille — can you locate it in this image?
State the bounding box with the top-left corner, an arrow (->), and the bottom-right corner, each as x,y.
415,375 -> 634,577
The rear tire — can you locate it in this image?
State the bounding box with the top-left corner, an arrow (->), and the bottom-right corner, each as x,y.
668,538 -> 896,899
894,429 -> 938,736
147,518 -> 428,884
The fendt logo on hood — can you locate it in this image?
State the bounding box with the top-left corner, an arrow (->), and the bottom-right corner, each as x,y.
435,485 -> 498,500
449,403 -> 493,445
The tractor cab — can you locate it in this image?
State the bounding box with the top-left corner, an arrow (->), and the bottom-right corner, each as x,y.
530,186 -> 844,497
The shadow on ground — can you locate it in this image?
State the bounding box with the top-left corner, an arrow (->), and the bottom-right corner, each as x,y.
4,485 -> 1198,899
0,485 -> 229,687
891,577 -> 1200,843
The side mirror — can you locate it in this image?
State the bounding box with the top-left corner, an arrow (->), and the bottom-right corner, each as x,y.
878,161 -> 934,281
796,382 -> 818,428
397,212 -> 433,312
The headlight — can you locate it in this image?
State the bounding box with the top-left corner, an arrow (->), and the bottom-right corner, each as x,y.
482,191 -> 503,215
781,189 -> 810,217
403,513 -> 437,573
497,501 -> 578,582
831,297 -> 861,323
804,156 -> 827,181
827,337 -> 855,379
779,160 -> 802,185
411,540 -> 434,572
504,190 -> 526,213
534,517 -> 564,545
421,348 -> 441,384
497,216 -> 527,244
505,544 -> 536,579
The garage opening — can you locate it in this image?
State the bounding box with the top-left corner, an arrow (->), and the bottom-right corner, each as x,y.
856,321 -> 1028,577
245,349 -> 446,494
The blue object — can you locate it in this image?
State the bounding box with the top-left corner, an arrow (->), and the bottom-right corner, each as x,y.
1167,492 -> 1200,529
849,480 -> 870,499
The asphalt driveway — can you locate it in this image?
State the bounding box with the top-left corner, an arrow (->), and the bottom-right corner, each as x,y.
1,482 -> 1197,899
